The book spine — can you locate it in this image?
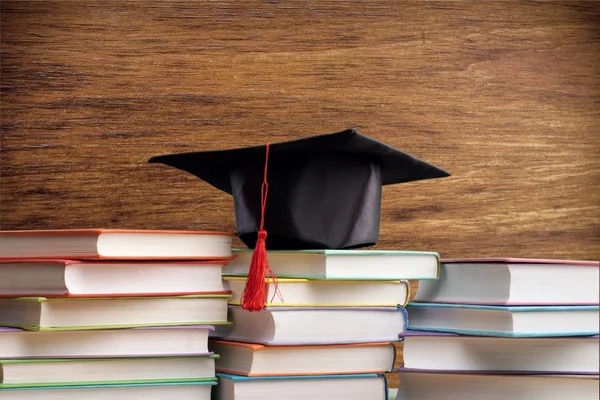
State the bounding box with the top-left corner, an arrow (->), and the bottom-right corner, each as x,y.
399,280 -> 410,307
398,307 -> 409,332
388,342 -> 397,373
380,373 -> 389,400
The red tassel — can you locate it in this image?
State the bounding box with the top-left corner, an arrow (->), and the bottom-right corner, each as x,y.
240,230 -> 270,311
240,143 -> 281,312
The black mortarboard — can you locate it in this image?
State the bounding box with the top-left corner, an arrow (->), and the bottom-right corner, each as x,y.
149,128 -> 449,251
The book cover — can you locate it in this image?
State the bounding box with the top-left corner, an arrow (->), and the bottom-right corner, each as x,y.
0,380 -> 218,390
0,229 -> 235,260
210,340 -> 397,376
398,330 -> 600,339
415,257 -> 599,305
408,303 -> 600,312
398,330 -> 599,374
214,306 -> 408,345
0,258 -> 231,297
234,248 -> 439,257
216,372 -> 389,400
1,377 -> 217,389
226,249 -> 440,280
397,367 -> 600,376
0,325 -> 216,359
224,277 -> 410,307
0,295 -> 232,331
441,257 -> 599,265
210,340 -> 396,351
396,370 -> 599,400
406,303 -> 600,337
216,372 -> 387,382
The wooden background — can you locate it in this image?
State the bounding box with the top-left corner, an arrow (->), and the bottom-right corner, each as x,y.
2,0 -> 599,388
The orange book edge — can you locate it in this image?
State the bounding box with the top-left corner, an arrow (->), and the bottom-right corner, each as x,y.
0,229 -> 236,236
0,259 -> 234,265
0,256 -> 237,261
0,230 -> 237,260
212,341 -> 397,376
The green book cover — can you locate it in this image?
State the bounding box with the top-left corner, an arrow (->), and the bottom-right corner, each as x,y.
0,295 -> 232,331
0,356 -> 220,389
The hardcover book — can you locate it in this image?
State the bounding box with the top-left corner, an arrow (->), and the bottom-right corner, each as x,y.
209,340 -> 396,376
0,355 -> 218,388
399,330 -> 599,374
0,295 -> 231,330
414,258 -> 600,305
0,229 -> 234,260
212,306 -> 407,345
216,372 -> 388,400
224,277 -> 410,307
395,370 -> 599,400
0,259 -> 229,297
0,325 -> 215,359
0,380 -> 216,400
225,249 -> 440,280
406,303 -> 599,337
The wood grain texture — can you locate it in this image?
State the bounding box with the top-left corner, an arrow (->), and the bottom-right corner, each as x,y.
2,1 -> 600,387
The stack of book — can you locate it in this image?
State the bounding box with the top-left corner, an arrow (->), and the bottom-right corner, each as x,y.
0,229 -> 235,400
396,257 -> 600,400
209,248 -> 441,400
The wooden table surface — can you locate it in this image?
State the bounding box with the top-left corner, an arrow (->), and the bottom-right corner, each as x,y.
2,0 -> 599,388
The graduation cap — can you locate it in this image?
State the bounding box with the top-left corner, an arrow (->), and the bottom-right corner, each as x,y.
149,128 -> 449,311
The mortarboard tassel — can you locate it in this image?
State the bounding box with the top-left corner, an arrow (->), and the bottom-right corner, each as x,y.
240,143 -> 281,312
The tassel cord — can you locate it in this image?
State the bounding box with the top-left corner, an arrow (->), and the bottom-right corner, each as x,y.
240,143 -> 282,311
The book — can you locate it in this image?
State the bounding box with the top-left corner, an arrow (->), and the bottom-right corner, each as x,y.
209,340 -> 396,376
0,295 -> 231,330
225,249 -> 440,279
0,229 -> 234,260
0,380 -> 216,400
0,355 -> 217,388
0,326 -> 214,359
212,306 -> 407,344
406,303 -> 599,337
414,258 -> 600,305
224,277 -> 410,307
216,372 -> 388,400
399,331 -> 599,374
0,259 -> 229,297
396,370 -> 599,400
